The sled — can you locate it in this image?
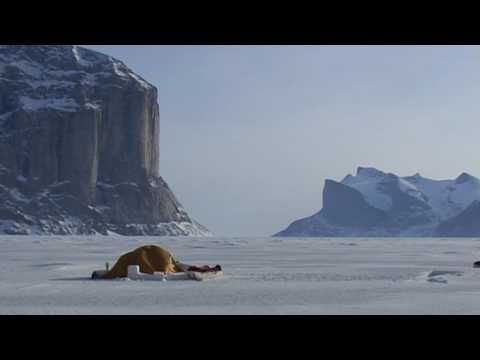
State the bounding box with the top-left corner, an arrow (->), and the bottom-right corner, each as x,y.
92,265 -> 223,281
127,265 -> 222,281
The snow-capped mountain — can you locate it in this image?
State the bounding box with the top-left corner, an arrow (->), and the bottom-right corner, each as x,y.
0,45 -> 211,236
275,167 -> 480,237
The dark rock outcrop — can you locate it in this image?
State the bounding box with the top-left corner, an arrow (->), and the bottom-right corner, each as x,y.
321,180 -> 387,228
0,45 -> 210,236
435,201 -> 480,237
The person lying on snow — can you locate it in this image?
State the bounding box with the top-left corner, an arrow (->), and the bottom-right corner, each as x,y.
91,245 -> 221,279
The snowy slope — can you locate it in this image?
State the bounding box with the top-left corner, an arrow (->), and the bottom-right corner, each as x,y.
1,235 -> 480,315
342,168 -> 393,211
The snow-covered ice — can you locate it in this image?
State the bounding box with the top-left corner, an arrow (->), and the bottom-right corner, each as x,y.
1,236 -> 480,314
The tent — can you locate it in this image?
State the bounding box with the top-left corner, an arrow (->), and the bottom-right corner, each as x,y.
100,245 -> 181,279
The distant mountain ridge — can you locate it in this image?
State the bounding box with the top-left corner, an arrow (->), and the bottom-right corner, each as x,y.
275,167 -> 480,237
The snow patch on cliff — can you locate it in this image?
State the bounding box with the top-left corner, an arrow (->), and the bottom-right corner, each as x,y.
19,96 -> 79,112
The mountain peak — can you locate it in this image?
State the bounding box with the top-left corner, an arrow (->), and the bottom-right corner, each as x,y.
356,167 -> 386,178
455,172 -> 477,185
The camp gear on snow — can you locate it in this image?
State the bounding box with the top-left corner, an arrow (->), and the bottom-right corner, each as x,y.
90,245 -> 223,280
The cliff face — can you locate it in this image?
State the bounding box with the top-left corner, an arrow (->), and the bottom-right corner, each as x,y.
321,180 -> 387,228
0,45 -> 210,236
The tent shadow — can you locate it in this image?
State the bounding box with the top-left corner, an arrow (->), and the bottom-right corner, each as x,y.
50,277 -> 92,281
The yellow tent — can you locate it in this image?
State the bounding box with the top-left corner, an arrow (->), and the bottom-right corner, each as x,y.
101,245 -> 181,279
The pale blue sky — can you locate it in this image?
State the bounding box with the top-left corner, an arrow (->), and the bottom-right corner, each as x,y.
83,45 -> 480,236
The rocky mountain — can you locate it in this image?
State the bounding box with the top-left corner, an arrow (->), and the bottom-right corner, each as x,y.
275,167 -> 480,237
0,45 -> 210,236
